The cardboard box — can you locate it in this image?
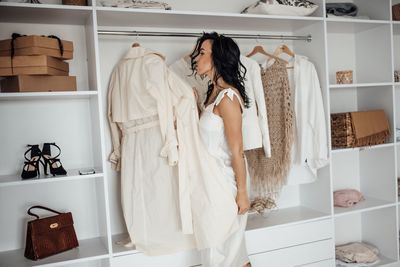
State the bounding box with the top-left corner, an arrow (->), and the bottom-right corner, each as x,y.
0,75 -> 77,92
0,55 -> 69,76
0,35 -> 73,60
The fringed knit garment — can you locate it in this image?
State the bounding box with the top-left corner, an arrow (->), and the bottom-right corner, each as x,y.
246,59 -> 295,203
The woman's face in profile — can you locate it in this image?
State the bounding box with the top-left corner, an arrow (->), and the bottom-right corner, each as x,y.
195,39 -> 213,77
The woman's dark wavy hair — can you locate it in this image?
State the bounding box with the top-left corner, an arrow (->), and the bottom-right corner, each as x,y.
190,32 -> 249,108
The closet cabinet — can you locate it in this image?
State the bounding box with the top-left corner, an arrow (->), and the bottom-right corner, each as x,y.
0,0 -> 398,266
0,1 -> 111,267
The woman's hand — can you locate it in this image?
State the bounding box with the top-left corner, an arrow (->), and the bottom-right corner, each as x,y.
236,190 -> 250,215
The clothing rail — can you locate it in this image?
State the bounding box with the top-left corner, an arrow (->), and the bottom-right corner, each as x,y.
97,30 -> 312,42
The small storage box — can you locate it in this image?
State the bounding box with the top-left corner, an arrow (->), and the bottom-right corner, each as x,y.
331,112 -> 355,148
0,75 -> 76,92
336,70 -> 353,84
0,55 -> 69,76
0,35 -> 73,60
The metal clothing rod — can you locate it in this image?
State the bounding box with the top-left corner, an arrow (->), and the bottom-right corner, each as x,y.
98,30 -> 312,42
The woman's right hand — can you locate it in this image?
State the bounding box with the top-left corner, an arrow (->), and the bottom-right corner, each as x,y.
236,190 -> 250,215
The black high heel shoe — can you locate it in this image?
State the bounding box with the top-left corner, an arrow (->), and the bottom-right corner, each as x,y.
41,143 -> 67,176
21,144 -> 42,179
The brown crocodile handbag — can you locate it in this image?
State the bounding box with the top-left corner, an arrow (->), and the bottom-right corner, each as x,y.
24,205 -> 79,260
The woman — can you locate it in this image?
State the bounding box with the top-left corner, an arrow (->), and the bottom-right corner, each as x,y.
190,32 -> 252,267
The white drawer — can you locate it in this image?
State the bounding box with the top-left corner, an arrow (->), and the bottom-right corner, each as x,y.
249,239 -> 334,267
246,218 -> 333,254
298,259 -> 335,267
111,250 -> 201,267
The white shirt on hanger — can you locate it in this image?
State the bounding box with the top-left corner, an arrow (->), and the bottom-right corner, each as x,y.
285,54 -> 329,184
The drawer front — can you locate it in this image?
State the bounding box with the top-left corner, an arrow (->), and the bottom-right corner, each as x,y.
298,259 -> 335,267
249,239 -> 334,267
246,219 -> 333,254
111,250 -> 201,267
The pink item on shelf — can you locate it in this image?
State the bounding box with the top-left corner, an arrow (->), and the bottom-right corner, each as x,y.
334,189 -> 365,207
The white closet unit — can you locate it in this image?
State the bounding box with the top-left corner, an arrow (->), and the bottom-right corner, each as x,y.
0,0 -> 398,266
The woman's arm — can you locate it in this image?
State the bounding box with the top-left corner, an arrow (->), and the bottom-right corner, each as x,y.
215,95 -> 250,215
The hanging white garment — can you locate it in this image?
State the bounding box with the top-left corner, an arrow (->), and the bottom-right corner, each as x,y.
198,88 -> 250,267
108,46 -> 241,254
240,55 -> 271,156
108,46 -> 178,171
284,55 -> 329,184
170,56 -> 271,156
169,57 -> 209,109
167,69 -> 240,249
107,47 -> 195,256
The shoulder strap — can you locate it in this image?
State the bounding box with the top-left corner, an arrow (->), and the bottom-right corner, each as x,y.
27,205 -> 62,220
214,88 -> 244,111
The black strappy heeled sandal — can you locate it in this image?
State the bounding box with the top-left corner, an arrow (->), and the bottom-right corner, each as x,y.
41,143 -> 67,176
21,144 -> 42,179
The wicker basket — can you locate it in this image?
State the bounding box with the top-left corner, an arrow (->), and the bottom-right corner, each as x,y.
62,0 -> 87,5
331,112 -> 389,149
395,70 -> 400,82
331,112 -> 355,148
336,70 -> 353,84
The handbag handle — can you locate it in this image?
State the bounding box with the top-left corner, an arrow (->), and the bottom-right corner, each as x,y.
27,205 -> 63,220
47,35 -> 64,56
11,33 -> 26,58
10,33 -> 64,58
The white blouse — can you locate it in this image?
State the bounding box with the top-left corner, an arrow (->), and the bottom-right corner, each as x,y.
286,55 -> 329,184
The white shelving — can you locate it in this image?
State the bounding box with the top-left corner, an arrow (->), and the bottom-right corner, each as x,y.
0,237 -> 108,267
0,0 -> 399,266
96,7 -> 323,32
327,22 -> 392,84
0,2 -> 93,25
334,207 -> 398,266
334,197 -> 395,217
330,82 -> 394,88
329,84 -> 395,142
0,91 -> 98,100
331,143 -> 395,154
0,168 -> 103,187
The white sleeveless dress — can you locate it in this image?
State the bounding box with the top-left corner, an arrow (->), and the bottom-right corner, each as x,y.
198,88 -> 250,267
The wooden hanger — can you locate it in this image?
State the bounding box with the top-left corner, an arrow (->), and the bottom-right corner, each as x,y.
246,45 -> 288,64
132,33 -> 140,47
271,43 -> 295,69
273,44 -> 295,58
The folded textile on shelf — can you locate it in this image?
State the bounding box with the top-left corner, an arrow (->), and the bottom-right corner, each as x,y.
335,242 -> 379,263
336,242 -> 379,264
241,0 -> 318,16
333,189 -> 365,208
326,3 -> 358,17
98,0 -> 171,9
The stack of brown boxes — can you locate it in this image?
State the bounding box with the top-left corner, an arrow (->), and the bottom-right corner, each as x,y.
0,35 -> 77,92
